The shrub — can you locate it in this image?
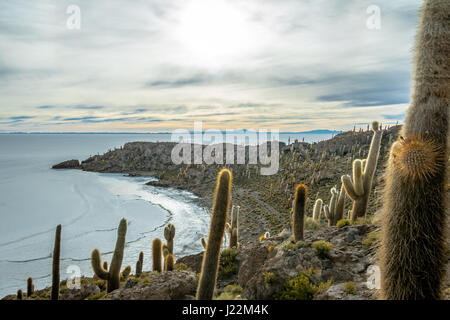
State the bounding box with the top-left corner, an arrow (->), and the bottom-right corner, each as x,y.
336,219 -> 352,228
86,291 -> 106,300
263,272 -> 277,285
274,269 -> 331,300
312,241 -> 333,259
215,284 -> 244,300
305,217 -> 320,230
362,231 -> 380,250
174,263 -> 192,272
344,282 -> 356,295
218,249 -> 238,279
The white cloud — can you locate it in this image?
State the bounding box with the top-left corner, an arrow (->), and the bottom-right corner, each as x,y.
0,0 -> 422,132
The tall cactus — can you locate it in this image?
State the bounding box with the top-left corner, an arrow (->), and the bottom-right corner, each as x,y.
164,224 -> 176,255
152,238 -> 162,272
51,224 -> 61,300
227,205 -> 239,248
196,168 -> 232,300
380,0 -> 449,300
91,218 -> 128,293
342,121 -> 382,221
136,251 -> 143,277
292,184 -> 307,241
312,198 -> 323,222
324,184 -> 346,226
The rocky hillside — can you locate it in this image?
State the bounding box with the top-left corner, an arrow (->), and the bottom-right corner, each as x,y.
15,124 -> 444,301
53,126 -> 401,244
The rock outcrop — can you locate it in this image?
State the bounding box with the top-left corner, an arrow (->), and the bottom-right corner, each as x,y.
52,159 -> 80,169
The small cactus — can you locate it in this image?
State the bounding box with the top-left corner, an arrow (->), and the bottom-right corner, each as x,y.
152,238 -> 162,272
91,218 -> 128,293
324,184 -> 346,226
51,224 -> 61,300
120,265 -> 131,281
312,198 -> 323,222
292,184 -> 307,242
135,252 -> 143,277
227,206 -> 239,248
17,289 -> 23,300
165,253 -> 175,271
103,261 -> 108,270
196,168 -> 232,300
164,224 -> 176,255
201,237 -> 207,249
342,121 -> 382,221
27,277 -> 34,297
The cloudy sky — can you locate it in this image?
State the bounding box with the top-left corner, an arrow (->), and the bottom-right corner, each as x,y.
0,0 -> 422,132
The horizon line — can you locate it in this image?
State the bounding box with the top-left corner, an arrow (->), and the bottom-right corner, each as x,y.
0,129 -> 345,135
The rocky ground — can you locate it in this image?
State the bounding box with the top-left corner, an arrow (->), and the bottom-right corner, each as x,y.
3,224 -> 380,300
5,125 -> 448,300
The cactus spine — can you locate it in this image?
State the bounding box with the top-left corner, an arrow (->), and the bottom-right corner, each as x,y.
51,224 -> 61,300
164,224 -> 176,255
342,121 -> 382,221
152,238 -> 162,272
136,251 -> 143,277
380,0 -> 449,300
196,168 -> 232,300
292,184 -> 307,241
312,198 -> 323,222
91,218 -> 128,293
27,277 -> 34,297
324,185 -> 346,226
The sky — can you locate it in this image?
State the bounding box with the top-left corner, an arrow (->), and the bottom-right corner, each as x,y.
0,0 -> 422,133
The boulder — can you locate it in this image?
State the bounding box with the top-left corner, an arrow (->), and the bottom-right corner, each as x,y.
104,270 -> 198,300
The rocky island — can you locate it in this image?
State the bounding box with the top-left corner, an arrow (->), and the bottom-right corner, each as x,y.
3,124 -> 446,301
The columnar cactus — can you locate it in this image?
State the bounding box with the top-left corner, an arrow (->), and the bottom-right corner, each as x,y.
164,224 -> 176,255
324,185 -> 346,226
120,265 -> 132,281
342,121 -> 382,221
103,261 -> 108,270
27,277 -> 34,297
136,251 -> 143,277
292,184 -> 307,242
227,205 -> 239,248
380,0 -> 449,300
165,253 -> 174,271
152,238 -> 162,272
91,218 -> 128,293
17,290 -> 23,300
196,168 -> 232,300
312,198 -> 323,222
51,224 -> 61,300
